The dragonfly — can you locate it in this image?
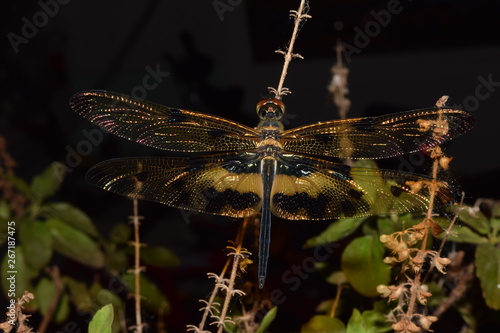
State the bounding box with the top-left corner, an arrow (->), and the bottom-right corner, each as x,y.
70,90 -> 474,288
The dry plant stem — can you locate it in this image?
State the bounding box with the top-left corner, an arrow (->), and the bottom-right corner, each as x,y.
130,198 -> 145,333
197,260 -> 231,330
216,257 -> 242,333
271,0 -> 311,99
330,41 -> 351,120
216,217 -> 250,333
433,262 -> 474,318
37,267 -> 63,333
422,194 -> 464,284
329,285 -> 343,318
191,218 -> 249,333
239,305 -> 252,333
405,101 -> 446,320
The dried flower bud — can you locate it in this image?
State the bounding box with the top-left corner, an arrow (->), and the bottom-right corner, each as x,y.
397,249 -> 410,261
377,284 -> 392,298
407,321 -> 422,332
438,155 -> 453,170
392,321 -> 405,332
384,256 -> 399,264
417,287 -> 432,305
379,234 -> 390,243
433,256 -> 451,274
419,315 -> 438,330
389,285 -> 404,300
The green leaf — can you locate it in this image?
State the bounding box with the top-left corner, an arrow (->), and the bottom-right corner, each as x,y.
42,202 -> 99,237
64,276 -> 93,312
491,218 -> 500,237
140,246 -> 180,267
301,315 -> 346,333
30,162 -> 66,202
493,202 -> 500,218
36,277 -> 55,315
447,225 -> 488,244
110,223 -> 131,244
89,304 -> 114,333
19,220 -> 52,270
457,207 -> 490,235
121,272 -> 169,313
55,292 -> 70,323
326,271 -> 347,285
91,286 -> 123,311
35,277 -> 70,323
378,214 -> 426,237
341,235 -> 390,297
106,249 -> 128,272
1,245 -> 38,300
256,306 -> 277,333
4,174 -> 32,199
304,218 -> 366,248
0,200 -> 11,220
47,218 -> 104,268
475,243 -> 500,309
346,309 -> 366,333
361,309 -> 392,333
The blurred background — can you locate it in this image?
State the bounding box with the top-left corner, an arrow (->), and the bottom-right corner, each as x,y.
1,0 -> 499,331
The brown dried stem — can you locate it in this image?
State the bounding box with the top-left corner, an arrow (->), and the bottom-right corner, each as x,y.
329,40 -> 351,120
37,267 -> 63,333
379,96 -> 455,333
188,217 -> 251,333
269,0 -> 311,99
329,284 -> 344,318
128,199 -> 146,332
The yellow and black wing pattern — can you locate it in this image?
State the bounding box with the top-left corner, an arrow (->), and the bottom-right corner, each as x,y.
281,108 -> 475,159
70,90 -> 260,153
86,152 -> 263,218
271,155 -> 451,220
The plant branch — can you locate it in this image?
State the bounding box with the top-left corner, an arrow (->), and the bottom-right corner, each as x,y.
38,267 -> 63,333
269,0 -> 311,99
329,284 -> 343,318
129,198 -> 146,333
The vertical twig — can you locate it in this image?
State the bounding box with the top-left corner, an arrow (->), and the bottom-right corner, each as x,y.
269,0 -> 311,99
379,96 -> 454,332
188,218 -> 250,333
328,40 -> 351,120
129,198 -> 145,333
216,218 -> 250,333
38,267 -> 63,333
329,285 -> 343,318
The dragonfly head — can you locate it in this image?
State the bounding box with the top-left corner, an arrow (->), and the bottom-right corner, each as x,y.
256,99 -> 285,121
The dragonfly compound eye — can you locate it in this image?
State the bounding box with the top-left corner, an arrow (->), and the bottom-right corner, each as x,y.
256,99 -> 285,120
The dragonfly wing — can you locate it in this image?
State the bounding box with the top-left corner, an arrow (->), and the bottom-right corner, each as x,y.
70,90 -> 260,152
86,152 -> 263,218
281,108 -> 475,159
271,155 -> 452,220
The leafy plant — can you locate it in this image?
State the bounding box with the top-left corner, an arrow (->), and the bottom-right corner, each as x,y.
0,162 -> 178,332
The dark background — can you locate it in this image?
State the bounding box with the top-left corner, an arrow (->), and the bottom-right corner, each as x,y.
1,0 -> 500,331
